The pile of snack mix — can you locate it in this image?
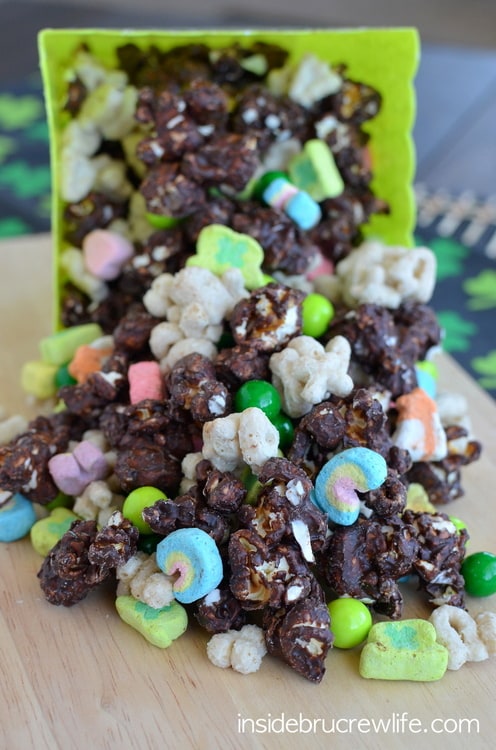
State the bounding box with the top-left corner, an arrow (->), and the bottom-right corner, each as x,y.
1,39 -> 495,683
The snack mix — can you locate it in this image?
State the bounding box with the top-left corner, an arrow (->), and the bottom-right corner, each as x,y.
1,38 -> 495,684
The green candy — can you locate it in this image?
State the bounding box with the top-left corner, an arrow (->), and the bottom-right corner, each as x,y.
138,533 -> 164,555
328,598 -> 372,649
271,412 -> 294,451
30,507 -> 79,557
115,596 -> 188,648
123,486 -> 167,535
54,363 -> 77,388
359,620 -> 448,681
252,170 -> 288,201
461,551 -> 496,597
288,139 -> 344,202
235,380 -> 281,419
146,212 -> 180,229
302,293 -> 334,338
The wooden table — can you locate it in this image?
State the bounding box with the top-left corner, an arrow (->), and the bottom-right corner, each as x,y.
1,234 -> 495,750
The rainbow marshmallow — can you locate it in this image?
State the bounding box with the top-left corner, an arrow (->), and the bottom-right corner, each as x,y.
156,527 -> 223,604
311,447 -> 388,525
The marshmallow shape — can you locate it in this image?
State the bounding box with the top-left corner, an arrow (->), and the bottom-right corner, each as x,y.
116,596 -> 188,648
30,507 -> 79,556
39,323 -> 103,366
48,440 -> 108,496
392,387 -> 447,462
156,527 -> 223,604
0,493 -> 37,543
128,361 -> 164,404
83,229 -> 134,280
311,447 -> 387,525
360,620 -> 449,681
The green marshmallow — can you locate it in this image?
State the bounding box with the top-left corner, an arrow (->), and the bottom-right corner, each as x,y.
186,224 -> 265,290
21,360 -> 59,399
30,507 -> 79,556
359,620 -> 449,681
39,323 -> 103,366
288,139 -> 344,202
115,596 -> 188,648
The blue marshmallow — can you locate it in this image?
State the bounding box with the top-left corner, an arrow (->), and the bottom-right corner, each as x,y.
0,493 -> 37,542
156,527 -> 223,604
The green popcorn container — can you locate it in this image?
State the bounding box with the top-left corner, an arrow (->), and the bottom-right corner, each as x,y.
38,27 -> 420,329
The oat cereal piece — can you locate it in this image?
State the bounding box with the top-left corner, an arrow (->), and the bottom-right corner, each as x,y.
475,612 -> 496,656
207,624 -> 267,674
429,605 -> 489,670
269,335 -> 353,418
144,266 -> 246,341
116,552 -> 175,609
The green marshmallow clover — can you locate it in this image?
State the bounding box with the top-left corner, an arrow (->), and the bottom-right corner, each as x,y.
359,620 -> 449,681
186,224 -> 265,290
288,139 -> 345,202
30,507 -> 79,556
115,596 -> 188,648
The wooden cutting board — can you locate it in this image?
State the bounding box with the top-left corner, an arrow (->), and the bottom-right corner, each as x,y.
1,234 -> 495,750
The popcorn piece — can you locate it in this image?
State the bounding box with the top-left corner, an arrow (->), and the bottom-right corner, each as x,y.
429,605 -> 492,670
269,335 -> 353,418
268,53 -> 342,108
60,247 -> 108,303
202,408 -> 279,475
206,624 -> 267,674
79,80 -> 138,141
0,414 -> 28,445
331,242 -> 437,309
237,407 -> 280,475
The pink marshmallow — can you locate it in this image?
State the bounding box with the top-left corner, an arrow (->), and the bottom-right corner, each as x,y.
48,440 -> 108,496
128,361 -> 164,404
72,440 -> 108,479
83,229 -> 134,281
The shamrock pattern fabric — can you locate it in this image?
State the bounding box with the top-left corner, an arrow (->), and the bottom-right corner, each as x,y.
0,75 -> 495,400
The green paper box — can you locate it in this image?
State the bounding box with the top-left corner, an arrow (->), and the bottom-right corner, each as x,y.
38,27 -> 420,329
